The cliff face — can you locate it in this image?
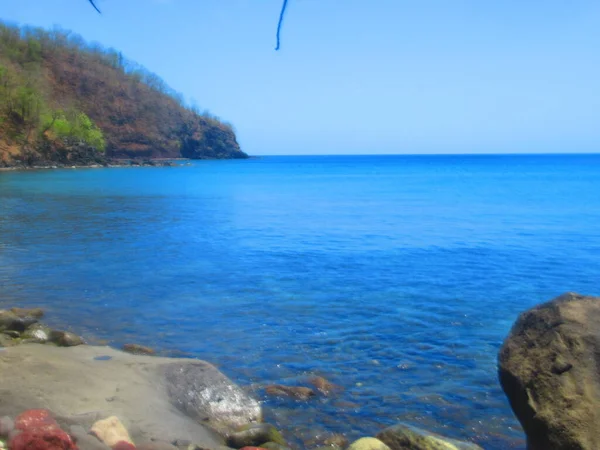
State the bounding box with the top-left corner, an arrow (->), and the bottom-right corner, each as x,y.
0,22 -> 247,167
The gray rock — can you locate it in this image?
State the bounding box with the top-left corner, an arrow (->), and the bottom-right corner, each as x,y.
49,330 -> 85,347
376,423 -> 483,450
136,442 -> 179,450
499,292 -> 600,450
0,311 -> 37,332
69,425 -> 111,450
226,424 -> 286,448
0,344 -> 259,448
0,416 -> 14,437
163,362 -> 261,434
22,324 -> 52,343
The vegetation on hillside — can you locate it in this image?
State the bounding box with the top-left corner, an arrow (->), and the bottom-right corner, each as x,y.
0,21 -> 247,167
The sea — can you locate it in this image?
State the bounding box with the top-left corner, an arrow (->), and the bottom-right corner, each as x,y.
1,154 -> 600,449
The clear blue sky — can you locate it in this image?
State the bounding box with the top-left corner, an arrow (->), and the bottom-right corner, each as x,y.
3,0 -> 600,155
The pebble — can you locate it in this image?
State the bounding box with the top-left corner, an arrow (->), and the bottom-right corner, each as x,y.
90,416 -> 134,448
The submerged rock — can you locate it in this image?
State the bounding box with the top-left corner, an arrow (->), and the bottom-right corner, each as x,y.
122,344 -> 155,356
308,376 -> 341,396
227,424 -> 286,448
49,331 -> 84,347
258,443 -> 290,450
376,423 -> 483,450
499,292 -> 600,450
264,385 -> 315,401
347,437 -> 391,450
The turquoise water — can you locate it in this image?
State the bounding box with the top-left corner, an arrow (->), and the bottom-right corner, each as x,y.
2,154 -> 600,449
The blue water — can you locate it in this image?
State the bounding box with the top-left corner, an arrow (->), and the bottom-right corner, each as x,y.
2,154 -> 600,449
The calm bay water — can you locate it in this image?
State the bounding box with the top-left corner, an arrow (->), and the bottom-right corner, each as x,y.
1,154 -> 600,449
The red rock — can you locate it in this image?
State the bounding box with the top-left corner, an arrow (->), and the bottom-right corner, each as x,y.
9,427 -> 77,450
14,410 -> 58,431
112,442 -> 136,450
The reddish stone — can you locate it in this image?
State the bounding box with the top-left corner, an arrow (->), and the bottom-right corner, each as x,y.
9,427 -> 77,450
14,410 -> 58,431
112,441 -> 136,450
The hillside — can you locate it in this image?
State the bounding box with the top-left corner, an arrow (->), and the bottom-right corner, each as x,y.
0,22 -> 247,167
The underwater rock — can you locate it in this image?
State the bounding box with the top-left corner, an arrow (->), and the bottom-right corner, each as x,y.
308,376 -> 341,396
90,417 -> 134,448
10,308 -> 45,319
49,331 -> 84,347
122,345 -> 155,356
499,292 -> 600,450
258,443 -> 290,450
227,424 -> 286,448
376,423 -> 483,450
264,385 -> 315,401
347,437 -> 391,450
323,434 -> 348,448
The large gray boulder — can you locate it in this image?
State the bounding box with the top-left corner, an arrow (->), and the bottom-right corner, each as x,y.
498,292 -> 600,450
0,344 -> 261,447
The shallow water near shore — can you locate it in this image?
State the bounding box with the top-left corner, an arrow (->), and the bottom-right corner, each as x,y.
1,154 -> 600,449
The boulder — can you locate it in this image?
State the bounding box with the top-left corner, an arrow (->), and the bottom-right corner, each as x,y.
10,308 -> 45,319
122,344 -> 155,356
376,423 -> 483,450
498,292 -> 600,450
162,362 -> 261,433
22,324 -> 52,344
0,311 -> 37,333
90,416 -> 134,448
347,437 -> 391,450
323,434 -> 348,448
264,385 -> 315,401
226,424 -> 285,448
0,344 -> 258,448
49,331 -> 85,347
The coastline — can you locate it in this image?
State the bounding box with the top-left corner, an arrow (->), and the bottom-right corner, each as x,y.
0,307 -> 486,450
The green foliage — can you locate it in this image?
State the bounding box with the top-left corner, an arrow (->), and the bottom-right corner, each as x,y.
42,110 -> 106,152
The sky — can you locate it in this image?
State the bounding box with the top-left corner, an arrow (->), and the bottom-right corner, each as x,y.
2,0 -> 600,155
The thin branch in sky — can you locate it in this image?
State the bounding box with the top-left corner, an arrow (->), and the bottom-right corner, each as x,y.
275,0 -> 289,51
88,0 -> 101,13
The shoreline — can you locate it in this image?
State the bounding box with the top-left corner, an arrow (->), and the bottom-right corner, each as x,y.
0,307 -> 487,450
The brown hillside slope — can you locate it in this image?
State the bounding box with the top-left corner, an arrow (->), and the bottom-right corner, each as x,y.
0,22 -> 247,166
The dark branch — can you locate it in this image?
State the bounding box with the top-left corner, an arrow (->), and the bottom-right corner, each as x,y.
275,0 -> 289,51
88,0 -> 101,14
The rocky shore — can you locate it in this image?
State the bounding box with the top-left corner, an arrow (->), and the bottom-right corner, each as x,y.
0,159 -> 185,171
2,292 -> 598,450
